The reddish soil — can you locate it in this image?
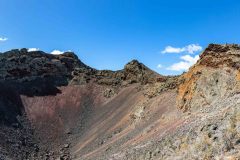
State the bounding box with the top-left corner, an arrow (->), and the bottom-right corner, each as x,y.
11,82 -> 182,159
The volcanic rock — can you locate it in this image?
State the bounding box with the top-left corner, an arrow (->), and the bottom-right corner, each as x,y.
177,44 -> 240,112
1,44 -> 240,159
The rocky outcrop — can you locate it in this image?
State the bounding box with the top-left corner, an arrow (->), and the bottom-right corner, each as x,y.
71,59 -> 166,87
177,44 -> 240,112
123,60 -> 163,84
0,48 -> 89,83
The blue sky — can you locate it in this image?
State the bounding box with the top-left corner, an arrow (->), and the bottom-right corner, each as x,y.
0,0 -> 239,75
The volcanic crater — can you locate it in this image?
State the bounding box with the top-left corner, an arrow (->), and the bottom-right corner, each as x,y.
1,44 -> 240,160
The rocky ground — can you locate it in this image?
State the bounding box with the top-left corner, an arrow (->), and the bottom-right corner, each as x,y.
0,44 -> 240,159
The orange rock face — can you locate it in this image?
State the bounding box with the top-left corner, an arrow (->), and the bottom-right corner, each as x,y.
177,44 -> 240,112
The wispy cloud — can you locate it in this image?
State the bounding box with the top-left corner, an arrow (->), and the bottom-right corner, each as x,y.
28,48 -> 39,52
0,37 -> 8,42
167,55 -> 199,71
50,49 -> 72,55
161,44 -> 202,54
157,64 -> 163,69
50,50 -> 64,55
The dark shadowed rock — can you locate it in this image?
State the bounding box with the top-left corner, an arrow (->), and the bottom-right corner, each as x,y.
0,49 -> 90,83
123,59 -> 163,84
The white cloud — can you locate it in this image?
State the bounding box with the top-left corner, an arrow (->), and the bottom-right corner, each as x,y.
50,50 -> 72,55
50,50 -> 64,55
180,55 -> 199,62
161,46 -> 184,54
28,48 -> 39,52
0,37 -> 8,42
157,64 -> 163,69
161,44 -> 202,54
184,44 -> 203,54
167,55 -> 199,71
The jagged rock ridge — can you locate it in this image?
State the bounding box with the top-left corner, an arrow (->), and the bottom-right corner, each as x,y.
0,48 -> 89,82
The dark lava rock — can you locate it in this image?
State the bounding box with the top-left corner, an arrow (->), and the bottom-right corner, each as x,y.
0,49 -> 90,83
